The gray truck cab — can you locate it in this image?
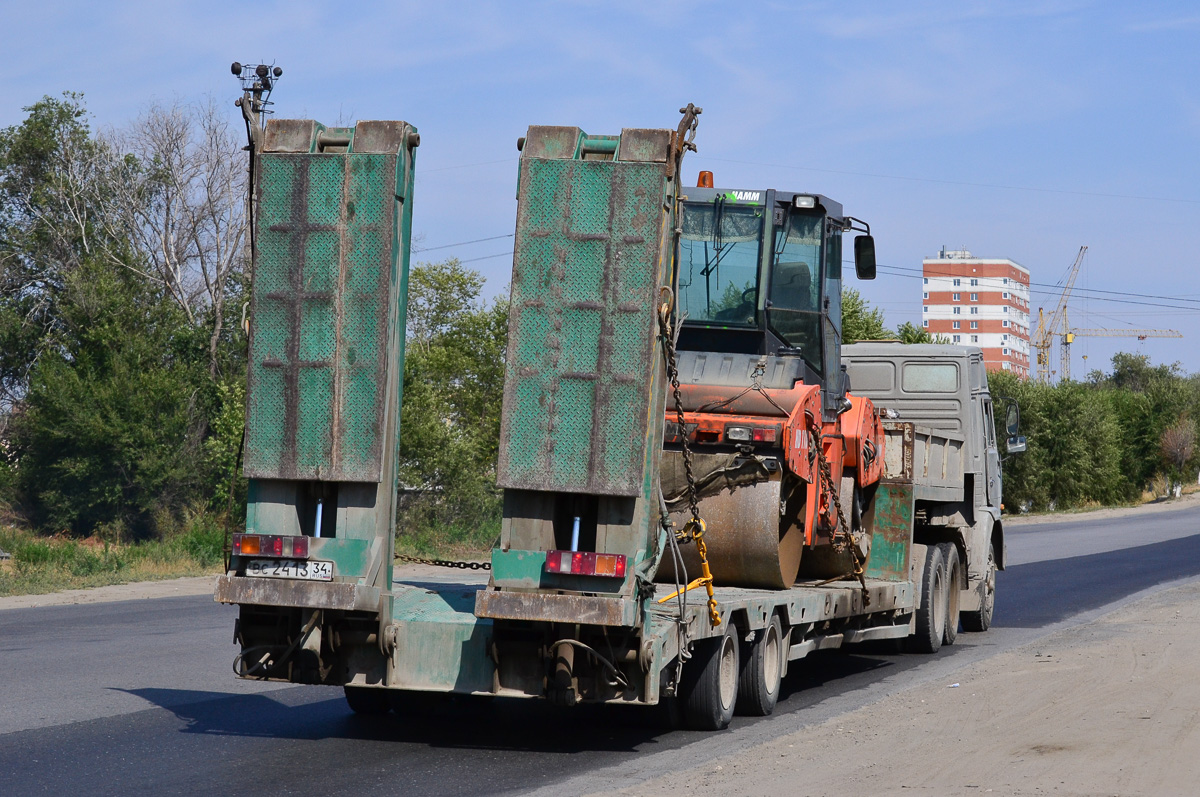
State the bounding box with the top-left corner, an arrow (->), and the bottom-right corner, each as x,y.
842,342 -> 1010,626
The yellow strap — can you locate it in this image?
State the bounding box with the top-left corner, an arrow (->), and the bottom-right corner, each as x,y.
657,575 -> 713,604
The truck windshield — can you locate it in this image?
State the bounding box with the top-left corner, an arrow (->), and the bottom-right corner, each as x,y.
677,201 -> 764,326
767,211 -> 823,371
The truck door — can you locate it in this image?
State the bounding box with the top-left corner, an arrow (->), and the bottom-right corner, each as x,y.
981,396 -> 1001,507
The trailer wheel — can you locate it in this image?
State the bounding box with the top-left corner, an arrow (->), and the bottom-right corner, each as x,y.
736,614 -> 784,716
344,685 -> 392,716
679,628 -> 740,730
961,541 -> 996,632
907,544 -> 946,654
940,543 -> 961,646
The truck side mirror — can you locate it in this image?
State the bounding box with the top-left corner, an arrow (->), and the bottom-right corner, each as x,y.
1003,398 -> 1020,437
1000,396 -> 1025,455
854,235 -> 876,280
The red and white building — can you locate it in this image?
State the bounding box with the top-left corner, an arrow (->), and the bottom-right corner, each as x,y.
922,248 -> 1031,378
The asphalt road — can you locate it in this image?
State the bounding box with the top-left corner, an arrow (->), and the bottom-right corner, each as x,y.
3,503 -> 1199,796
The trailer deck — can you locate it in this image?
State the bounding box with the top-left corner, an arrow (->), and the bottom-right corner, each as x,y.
386,567 -> 915,699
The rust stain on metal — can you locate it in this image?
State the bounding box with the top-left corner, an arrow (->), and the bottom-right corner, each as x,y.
214,575 -> 381,612
474,589 -> 632,626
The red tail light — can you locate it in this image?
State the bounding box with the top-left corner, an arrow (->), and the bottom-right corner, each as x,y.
544,550 -> 627,578
752,427 -> 777,443
232,533 -> 311,559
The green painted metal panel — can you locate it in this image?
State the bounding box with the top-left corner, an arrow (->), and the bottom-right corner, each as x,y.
244,152 -> 397,482
490,548 -> 548,588
865,481 -> 914,582
391,584 -> 494,693
308,537 -> 372,579
496,153 -> 669,496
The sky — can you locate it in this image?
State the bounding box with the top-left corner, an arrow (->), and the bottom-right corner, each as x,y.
4,0 -> 1199,378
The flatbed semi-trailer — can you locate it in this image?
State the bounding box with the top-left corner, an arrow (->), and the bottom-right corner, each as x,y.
217,110 -> 1024,730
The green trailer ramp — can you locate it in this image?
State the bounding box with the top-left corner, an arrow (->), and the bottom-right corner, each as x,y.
481,124 -> 680,625
216,118 -> 419,686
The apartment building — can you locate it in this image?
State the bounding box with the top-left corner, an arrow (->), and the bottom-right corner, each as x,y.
922,247 -> 1031,378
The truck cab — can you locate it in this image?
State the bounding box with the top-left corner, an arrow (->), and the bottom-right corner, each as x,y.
674,183 -> 875,418
842,343 -> 1012,627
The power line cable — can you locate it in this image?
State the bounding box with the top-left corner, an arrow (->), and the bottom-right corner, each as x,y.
415,233 -> 514,253
698,157 -> 1200,206
877,261 -> 1200,308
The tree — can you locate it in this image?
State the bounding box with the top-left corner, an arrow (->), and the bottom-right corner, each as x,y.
841,287 -> 891,343
104,99 -> 247,377
0,93 -> 130,410
0,93 -> 247,539
896,321 -> 949,345
1160,418 -> 1196,491
397,259 -> 508,543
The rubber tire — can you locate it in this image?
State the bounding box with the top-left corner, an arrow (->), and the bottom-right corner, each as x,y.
907,543 -> 946,654
679,628 -> 740,730
940,542 -> 961,647
344,685 -> 392,716
961,541 -> 996,632
736,615 -> 784,717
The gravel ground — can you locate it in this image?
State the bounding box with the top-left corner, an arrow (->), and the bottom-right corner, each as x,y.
599,581 -> 1200,797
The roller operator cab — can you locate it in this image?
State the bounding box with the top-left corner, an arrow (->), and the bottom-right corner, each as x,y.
657,179 -> 886,590
674,180 -> 877,416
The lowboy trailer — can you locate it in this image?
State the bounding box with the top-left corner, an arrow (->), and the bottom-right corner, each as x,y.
216,108 -> 1024,730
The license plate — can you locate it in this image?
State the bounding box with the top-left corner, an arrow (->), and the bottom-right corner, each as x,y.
245,559 -> 333,581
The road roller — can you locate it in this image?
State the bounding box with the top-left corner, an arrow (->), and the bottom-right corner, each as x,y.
659,174 -> 886,589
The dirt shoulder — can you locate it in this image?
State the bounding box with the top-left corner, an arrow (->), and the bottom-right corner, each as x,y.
603,579 -> 1200,797
0,561 -> 480,611
1002,489 -> 1200,526
0,575 -> 219,610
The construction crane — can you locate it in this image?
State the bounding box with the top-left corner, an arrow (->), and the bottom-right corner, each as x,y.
1033,245 -> 1087,383
1034,245 -> 1182,381
1060,325 -> 1183,381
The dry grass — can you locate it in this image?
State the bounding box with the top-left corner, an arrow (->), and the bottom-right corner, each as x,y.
0,523 -> 225,598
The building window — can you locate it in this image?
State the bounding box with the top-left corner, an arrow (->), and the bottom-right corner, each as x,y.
952,321 -> 960,329
970,278 -> 978,286
1003,334 -> 1008,341
953,307 -> 961,315
953,334 -> 961,342
1003,320 -> 1010,328
1003,306 -> 1009,313
1003,348 -> 1010,355
952,278 -> 961,287
1002,362 -> 1010,370
952,293 -> 960,301
970,321 -> 978,329
922,319 -> 928,328
970,335 -> 978,343
1003,278 -> 1009,285
923,291 -> 929,299
923,306 -> 928,313
970,293 -> 978,301
923,277 -> 928,285
970,307 -> 979,314
1003,292 -> 1009,299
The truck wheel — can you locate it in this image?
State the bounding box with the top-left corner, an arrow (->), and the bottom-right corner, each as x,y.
679,628 -> 740,730
344,685 -> 391,716
940,542 -> 961,646
736,615 -> 784,717
961,541 -> 996,632
907,544 -> 946,654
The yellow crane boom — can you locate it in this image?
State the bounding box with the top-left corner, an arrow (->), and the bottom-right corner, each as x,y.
1061,327 -> 1183,381
1033,245 -> 1087,382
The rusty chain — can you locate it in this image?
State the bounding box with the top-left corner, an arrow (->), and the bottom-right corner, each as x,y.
808,419 -> 870,606
657,288 -> 721,628
394,553 -> 491,570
